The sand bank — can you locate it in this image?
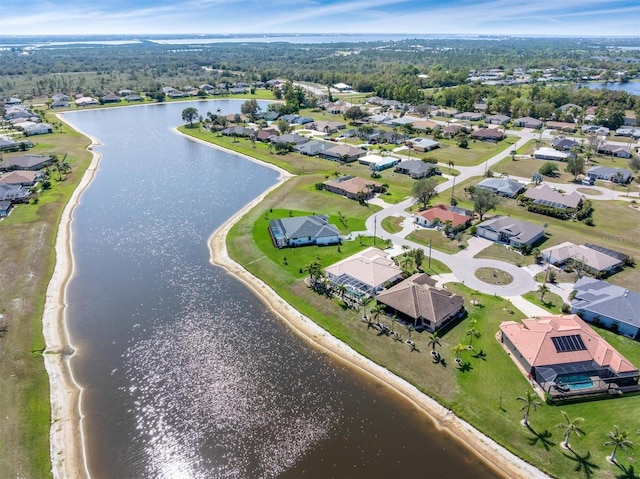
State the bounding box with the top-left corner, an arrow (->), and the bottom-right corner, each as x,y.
195,134 -> 551,479
43,115 -> 100,479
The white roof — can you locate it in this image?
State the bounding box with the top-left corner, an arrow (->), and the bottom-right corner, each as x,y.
326,248 -> 402,289
359,154 -> 395,167
534,147 -> 569,159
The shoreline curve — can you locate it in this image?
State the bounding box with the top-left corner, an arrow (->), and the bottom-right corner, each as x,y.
184,130 -> 552,479
43,114 -> 97,479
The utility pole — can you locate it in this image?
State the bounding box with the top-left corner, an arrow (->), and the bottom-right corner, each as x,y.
428,239 -> 432,269
373,216 -> 377,245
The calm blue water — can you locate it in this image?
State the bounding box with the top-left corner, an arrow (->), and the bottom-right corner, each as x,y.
61,101 -> 496,479
580,82 -> 640,95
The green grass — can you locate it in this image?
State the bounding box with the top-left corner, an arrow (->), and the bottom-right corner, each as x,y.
522,291 -> 565,314
474,267 -> 514,285
406,228 -> 469,254
185,113 -> 640,479
474,242 -> 536,267
381,215 -> 404,234
407,136 -> 518,167
0,109 -> 93,478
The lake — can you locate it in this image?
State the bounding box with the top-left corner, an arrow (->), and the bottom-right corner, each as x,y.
61,101 -> 497,479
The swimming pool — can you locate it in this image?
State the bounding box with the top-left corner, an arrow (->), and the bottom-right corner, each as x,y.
557,373 -> 594,390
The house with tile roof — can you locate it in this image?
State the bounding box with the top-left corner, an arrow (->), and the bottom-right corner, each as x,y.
325,248 -> 403,300
500,315 -> 639,399
375,273 -> 465,332
394,160 -> 439,179
476,216 -> 544,248
470,128 -> 504,142
268,215 -> 340,249
323,176 -> 382,200
415,204 -> 472,231
571,277 -> 640,339
541,242 -> 623,276
476,177 -> 525,198
523,184 -> 583,210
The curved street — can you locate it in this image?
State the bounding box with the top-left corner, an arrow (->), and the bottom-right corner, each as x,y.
358,126 -> 636,312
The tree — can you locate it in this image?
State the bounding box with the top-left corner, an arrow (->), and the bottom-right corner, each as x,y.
412,248 -> 425,270
465,326 -> 481,350
240,99 -> 260,121
516,391 -> 541,427
555,411 -> 586,449
276,118 -> 291,134
412,177 -> 439,210
539,161 -> 559,176
629,156 -> 640,172
181,107 -> 198,127
566,155 -> 585,181
370,302 -> 386,328
452,343 -> 467,364
538,283 -> 549,301
344,106 -> 368,122
532,172 -> 543,185
605,426 -> 634,463
427,332 -> 441,353
303,259 -> 324,289
472,188 -> 501,221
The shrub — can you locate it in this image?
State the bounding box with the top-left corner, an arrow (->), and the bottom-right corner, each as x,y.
561,303 -> 571,314
583,217 -> 594,226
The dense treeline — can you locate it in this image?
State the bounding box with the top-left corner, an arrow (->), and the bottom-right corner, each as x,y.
1,37 -> 639,109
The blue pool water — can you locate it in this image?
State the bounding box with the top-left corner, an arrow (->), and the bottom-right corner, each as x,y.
558,373 -> 594,390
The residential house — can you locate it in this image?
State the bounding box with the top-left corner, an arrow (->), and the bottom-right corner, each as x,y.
524,184 -> 583,209
254,128 -> 279,142
442,124 -> 462,137
476,216 -> 544,248
375,273 -> 465,331
271,133 -> 309,146
0,139 -> 19,152
415,204 -> 472,231
312,120 -> 346,134
500,315 -> 639,399
571,277 -> 640,339
358,154 -> 399,171
586,166 -> 632,183
486,114 -> 510,125
0,154 -> 52,171
101,93 -> 120,103
541,242 -> 623,276
551,138 -> 580,151
0,170 -> 41,186
454,112 -> 485,121
293,140 -> 330,156
325,103 -> 350,115
268,214 -> 340,249
394,160 -> 439,179
0,184 -> 30,203
74,96 -> 98,106
222,126 -> 254,138
325,248 -> 403,300
533,147 -> 572,161
125,94 -> 143,102
51,101 -> 70,108
596,144 -> 632,159
546,121 -> 577,133
320,144 -> 367,163
333,83 -> 352,92
23,123 -> 53,136
51,94 -> 69,103
323,175 -> 382,200
582,125 -> 610,136
432,108 -> 458,118
407,138 -> 440,152
513,117 -> 543,129
471,128 -> 504,142
412,120 -> 441,132
476,177 -> 524,198
615,128 -> 640,138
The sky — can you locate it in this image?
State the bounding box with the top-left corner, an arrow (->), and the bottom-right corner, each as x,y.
1,0 -> 639,37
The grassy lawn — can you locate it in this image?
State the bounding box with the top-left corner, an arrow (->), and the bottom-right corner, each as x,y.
474,242 -> 536,267
406,136 -> 518,167
183,119 -> 640,478
522,291 -> 566,314
474,267 -> 514,285
0,112 -> 93,478
406,227 -> 469,254
381,215 -> 404,234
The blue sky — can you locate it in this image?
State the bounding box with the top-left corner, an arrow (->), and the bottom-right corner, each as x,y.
2,0 -> 639,37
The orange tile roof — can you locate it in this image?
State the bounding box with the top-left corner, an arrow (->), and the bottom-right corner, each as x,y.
417,205 -> 470,228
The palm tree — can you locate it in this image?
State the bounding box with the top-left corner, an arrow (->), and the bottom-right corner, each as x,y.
465,326 -> 481,350
370,303 -> 386,328
452,343 -> 467,364
538,283 -> 549,301
447,159 -> 454,174
427,332 -> 441,353
555,411 -> 586,449
516,391 -> 541,427
605,426 -> 634,463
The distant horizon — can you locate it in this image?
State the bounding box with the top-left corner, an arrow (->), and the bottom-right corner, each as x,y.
2,1 -> 639,37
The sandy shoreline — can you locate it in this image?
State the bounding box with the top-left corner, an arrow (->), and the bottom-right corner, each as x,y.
40,117 -> 550,478
43,114 -> 99,479
197,135 -> 552,479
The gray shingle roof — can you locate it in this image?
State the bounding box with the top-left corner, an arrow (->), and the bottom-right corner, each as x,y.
571,277 -> 640,329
